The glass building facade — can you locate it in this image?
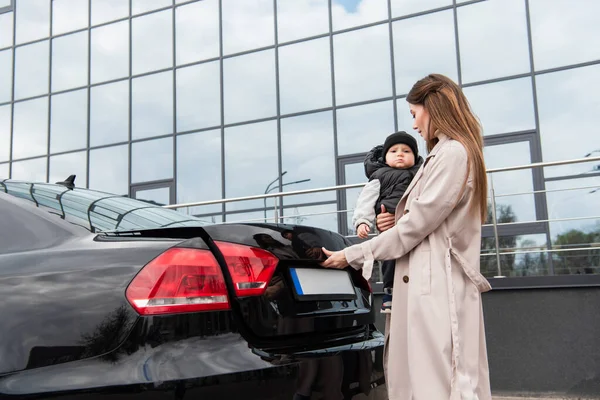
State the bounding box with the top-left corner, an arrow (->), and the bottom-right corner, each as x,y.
0,0 -> 599,278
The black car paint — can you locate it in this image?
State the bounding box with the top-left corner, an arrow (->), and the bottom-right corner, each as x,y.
0,183 -> 384,398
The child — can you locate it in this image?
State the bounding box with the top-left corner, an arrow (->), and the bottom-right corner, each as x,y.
352,131 -> 423,313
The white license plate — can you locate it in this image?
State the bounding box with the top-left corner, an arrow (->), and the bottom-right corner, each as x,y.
289,268 -> 356,300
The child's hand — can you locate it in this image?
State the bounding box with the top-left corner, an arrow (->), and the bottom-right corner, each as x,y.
357,224 -> 370,239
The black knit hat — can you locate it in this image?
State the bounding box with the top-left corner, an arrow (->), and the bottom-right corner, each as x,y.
382,131 -> 418,159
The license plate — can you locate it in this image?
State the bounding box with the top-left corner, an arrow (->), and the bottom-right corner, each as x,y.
289,268 -> 356,301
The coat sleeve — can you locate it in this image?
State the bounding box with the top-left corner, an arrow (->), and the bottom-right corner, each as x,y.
345,143 -> 470,269
351,179 -> 380,230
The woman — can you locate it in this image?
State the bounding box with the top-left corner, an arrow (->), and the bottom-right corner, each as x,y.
321,74 -> 492,400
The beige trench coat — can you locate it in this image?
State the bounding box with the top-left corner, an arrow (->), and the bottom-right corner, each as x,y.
345,134 -> 492,400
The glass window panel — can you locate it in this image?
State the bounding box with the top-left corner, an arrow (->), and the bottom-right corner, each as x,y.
392,10 -> 457,96
131,137 -> 173,183
132,10 -> 172,75
463,77 -> 535,136
0,49 -> 12,103
457,0 -> 530,84
89,144 -> 128,194
90,80 -> 128,147
15,0 -> 49,44
132,0 -> 171,15
281,203 -> 338,232
175,0 -> 219,65
331,0 -> 388,31
91,21 -> 129,84
0,163 -> 7,178
222,0 -> 274,55
279,37 -> 332,115
14,40 -> 49,100
0,105 -> 10,162
281,111 -> 335,205
337,100 -> 395,155
11,157 -> 47,182
530,0 -> 600,71
12,97 -> 48,159
537,65 -> 600,178
484,141 -> 536,225
49,151 -> 87,187
396,101 -> 427,156
50,89 -> 87,153
52,0 -> 88,35
132,71 -> 173,140
134,186 -> 170,205
91,0 -> 129,26
223,50 -> 276,124
0,12 -> 14,49
481,233 -> 550,277
224,120 -> 277,211
177,129 -> 222,214
333,24 -> 392,105
276,0 -> 328,43
176,61 -> 220,132
391,0 -> 451,17
51,31 -> 88,92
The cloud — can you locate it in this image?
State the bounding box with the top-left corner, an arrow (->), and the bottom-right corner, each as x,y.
90,80 -> 129,147
176,61 -> 221,132
0,49 -> 11,103
50,89 -> 88,153
390,0 -> 451,17
276,0 -> 329,43
11,157 -> 46,182
90,20 -> 129,84
90,0 -> 129,26
132,9 -> 172,75
131,70 -> 173,140
14,0 -> 49,44
175,0 -> 219,65
222,0 -> 274,55
52,0 -> 88,35
89,144 -> 128,195
51,31 -> 88,92
131,136 -> 173,183
12,97 -> 48,159
0,12 -> 13,49
337,100 -> 395,155
14,40 -> 49,100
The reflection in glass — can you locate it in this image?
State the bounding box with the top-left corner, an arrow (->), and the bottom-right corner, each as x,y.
463,78 -> 535,136
14,41 -> 49,100
277,0 -> 328,43
15,0 -> 50,44
175,0 -> 219,65
458,0 -> 530,83
0,12 -> 14,49
91,21 -> 129,84
530,0 -> 600,71
132,71 -> 173,139
481,233 -> 550,277
223,50 -> 276,124
391,0 -> 451,17
90,80 -> 129,147
0,49 -> 12,103
333,25 -> 392,105
393,10 -> 457,95
50,89 -> 88,154
49,151 -> 87,187
224,120 -> 277,211
131,137 -> 173,183
0,163 -> 7,179
281,111 -> 335,205
279,38 -> 331,115
132,10 -> 172,75
176,62 -> 220,132
282,203 -> 338,232
132,0 -> 171,15
91,0 -> 129,26
222,0 -> 274,55
537,65 -> 600,178
11,157 -> 47,182
52,0 -> 88,35
0,105 -> 10,162
134,186 -> 170,205
51,31 -> 88,92
337,100 -> 395,155
331,0 -> 388,31
89,144 -> 128,194
177,129 -> 222,214
12,97 -> 48,160
484,141 -> 535,224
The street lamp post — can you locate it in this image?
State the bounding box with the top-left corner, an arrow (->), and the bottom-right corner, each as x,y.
263,174 -> 311,222
263,171 -> 287,222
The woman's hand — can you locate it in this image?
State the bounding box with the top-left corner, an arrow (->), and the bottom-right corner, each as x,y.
376,205 -> 395,232
320,248 -> 348,269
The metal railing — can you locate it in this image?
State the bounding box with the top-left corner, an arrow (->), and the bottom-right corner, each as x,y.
165,156 -> 600,279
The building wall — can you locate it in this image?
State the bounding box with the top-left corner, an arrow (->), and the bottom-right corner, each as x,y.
0,0 -> 599,278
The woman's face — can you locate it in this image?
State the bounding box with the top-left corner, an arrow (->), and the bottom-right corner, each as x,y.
409,103 -> 431,140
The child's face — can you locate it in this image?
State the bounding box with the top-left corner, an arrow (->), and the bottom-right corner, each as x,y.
385,144 -> 415,169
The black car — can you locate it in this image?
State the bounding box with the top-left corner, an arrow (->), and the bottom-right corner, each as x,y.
0,178 -> 384,399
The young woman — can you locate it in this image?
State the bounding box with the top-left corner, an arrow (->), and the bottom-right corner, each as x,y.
321,74 -> 493,400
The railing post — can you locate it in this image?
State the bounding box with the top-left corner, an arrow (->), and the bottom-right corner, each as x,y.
273,196 -> 279,223
490,175 -> 504,278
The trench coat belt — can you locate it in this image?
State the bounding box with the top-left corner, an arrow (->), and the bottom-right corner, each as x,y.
445,237 -> 492,399
360,244 -> 375,281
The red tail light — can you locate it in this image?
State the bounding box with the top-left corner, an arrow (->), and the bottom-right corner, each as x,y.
216,241 -> 278,297
126,248 -> 229,315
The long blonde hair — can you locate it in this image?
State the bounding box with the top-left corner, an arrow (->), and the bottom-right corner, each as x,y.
406,74 -> 487,222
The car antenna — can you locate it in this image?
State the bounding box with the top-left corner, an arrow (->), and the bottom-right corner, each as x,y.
56,174 -> 76,190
